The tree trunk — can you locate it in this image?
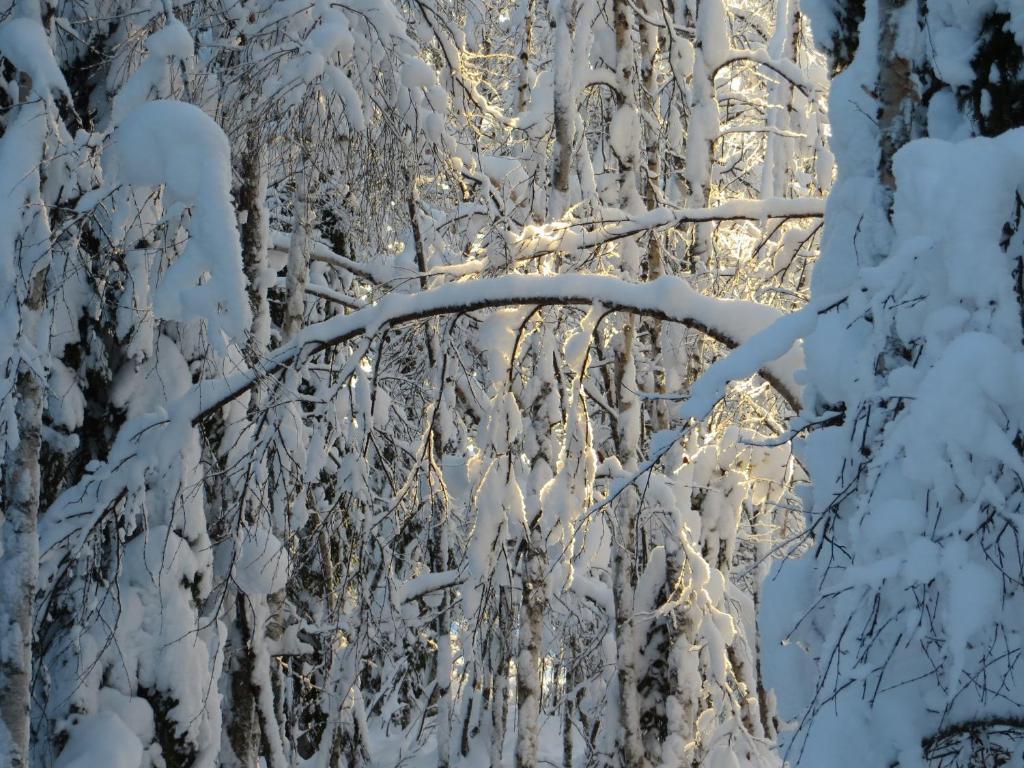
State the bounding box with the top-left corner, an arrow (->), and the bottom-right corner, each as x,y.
284,163 -> 312,342
0,71 -> 51,768
612,320 -> 645,768
0,271 -> 46,768
490,587 -> 512,767
515,345 -> 555,768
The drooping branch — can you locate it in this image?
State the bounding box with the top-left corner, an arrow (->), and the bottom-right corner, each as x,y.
190,273 -> 806,422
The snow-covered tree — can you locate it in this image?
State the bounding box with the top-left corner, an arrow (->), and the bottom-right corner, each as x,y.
765,1 -> 1024,766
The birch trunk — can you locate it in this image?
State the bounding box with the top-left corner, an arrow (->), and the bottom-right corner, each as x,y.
550,0 -> 576,219
609,0 -> 646,760
612,321 -> 645,768
0,73 -> 51,768
285,162 -> 312,342
0,270 -> 46,768
685,0 -> 724,270
515,337 -> 556,768
221,133 -> 269,768
490,587 -> 512,767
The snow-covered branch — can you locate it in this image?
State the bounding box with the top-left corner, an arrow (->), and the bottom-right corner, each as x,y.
191,274 -> 805,420
513,197 -> 825,259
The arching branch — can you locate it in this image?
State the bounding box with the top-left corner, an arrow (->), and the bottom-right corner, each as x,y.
191,273 -> 805,422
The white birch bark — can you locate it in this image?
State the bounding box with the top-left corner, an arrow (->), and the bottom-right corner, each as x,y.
0,69 -> 52,768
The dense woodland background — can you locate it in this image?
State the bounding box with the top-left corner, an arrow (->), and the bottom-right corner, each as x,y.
0,0 -> 1022,766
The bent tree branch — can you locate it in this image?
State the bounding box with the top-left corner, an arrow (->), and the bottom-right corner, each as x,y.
192,272 -> 807,420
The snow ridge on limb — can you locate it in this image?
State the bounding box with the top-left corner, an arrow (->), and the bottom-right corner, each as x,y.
187,273 -> 806,421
